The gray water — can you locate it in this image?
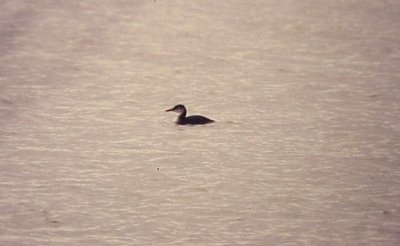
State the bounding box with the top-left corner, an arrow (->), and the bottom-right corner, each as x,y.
1,0 -> 399,245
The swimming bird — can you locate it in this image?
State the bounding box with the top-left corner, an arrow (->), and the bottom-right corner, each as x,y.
166,104 -> 215,125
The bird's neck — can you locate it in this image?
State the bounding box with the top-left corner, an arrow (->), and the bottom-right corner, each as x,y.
177,110 -> 186,124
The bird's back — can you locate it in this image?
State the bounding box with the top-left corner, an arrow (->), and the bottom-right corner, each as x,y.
182,115 -> 215,125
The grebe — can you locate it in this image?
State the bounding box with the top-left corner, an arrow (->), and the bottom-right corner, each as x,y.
166,104 -> 215,125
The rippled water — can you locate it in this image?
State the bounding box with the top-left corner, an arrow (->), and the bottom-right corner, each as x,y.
1,0 -> 399,245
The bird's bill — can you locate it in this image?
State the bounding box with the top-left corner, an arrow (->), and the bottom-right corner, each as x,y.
165,108 -> 174,112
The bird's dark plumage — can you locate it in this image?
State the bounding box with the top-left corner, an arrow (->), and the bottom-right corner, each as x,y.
166,104 -> 214,125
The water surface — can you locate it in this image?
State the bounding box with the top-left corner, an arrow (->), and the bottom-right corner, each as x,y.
1,0 -> 399,245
